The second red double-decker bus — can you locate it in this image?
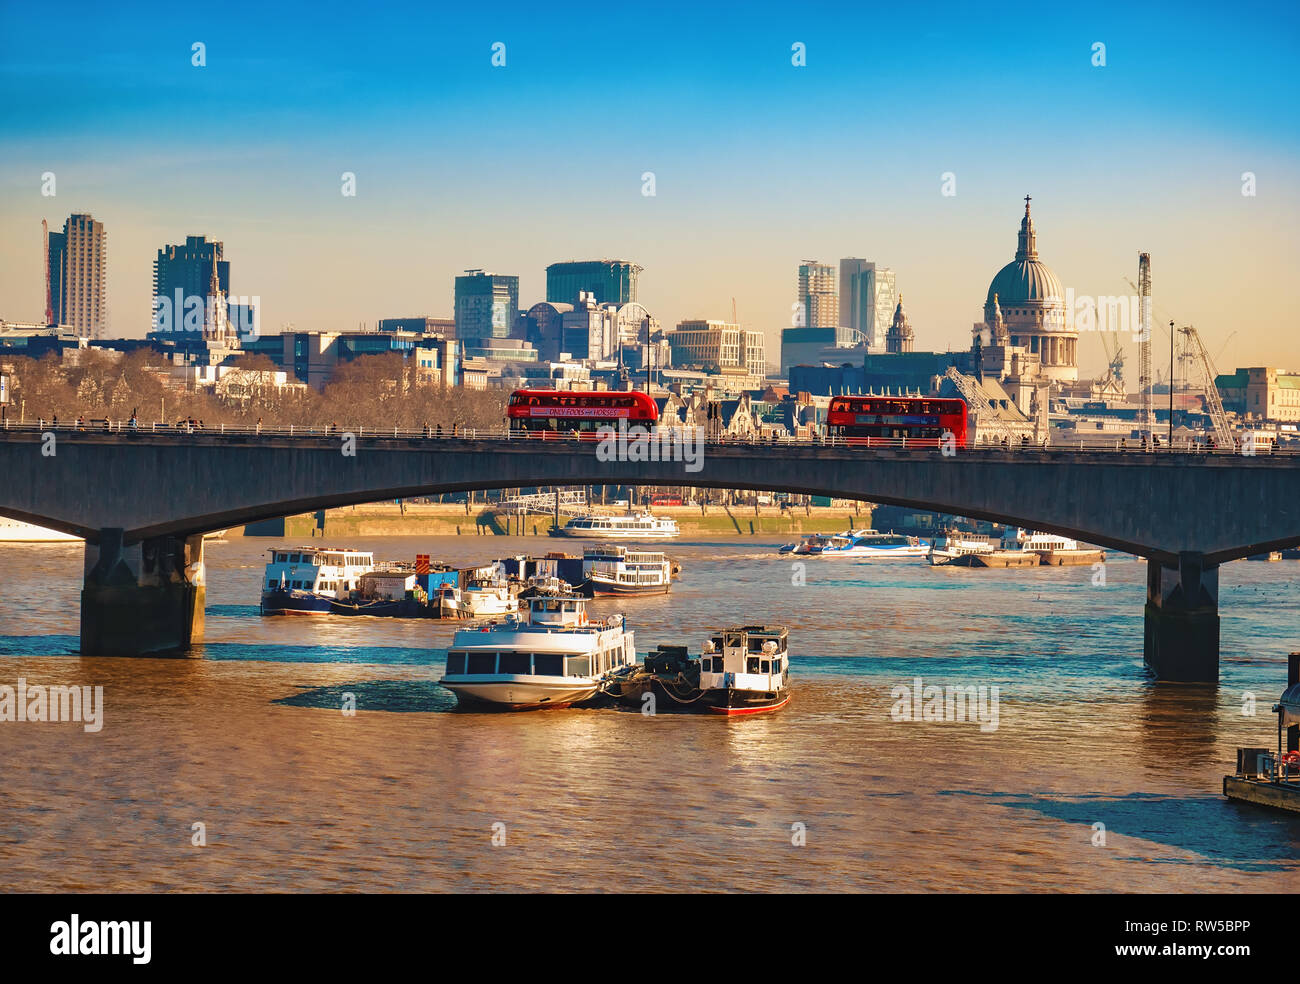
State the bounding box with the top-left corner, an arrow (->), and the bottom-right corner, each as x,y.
826,395 -> 968,448
507,389 -> 659,437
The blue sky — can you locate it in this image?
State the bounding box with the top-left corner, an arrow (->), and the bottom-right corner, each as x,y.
1,0 -> 1297,372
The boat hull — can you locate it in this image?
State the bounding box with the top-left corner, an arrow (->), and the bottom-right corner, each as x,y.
1037,548 -> 1105,566
947,551 -> 1038,568
549,528 -> 678,539
588,578 -> 671,596
440,676 -> 600,711
616,676 -> 789,715
328,598 -> 433,618
260,589 -> 336,615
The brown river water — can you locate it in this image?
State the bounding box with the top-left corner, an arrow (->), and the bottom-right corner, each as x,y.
0,534 -> 1297,892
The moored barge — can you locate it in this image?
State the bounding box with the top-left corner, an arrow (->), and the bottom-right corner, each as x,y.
613,625 -> 791,715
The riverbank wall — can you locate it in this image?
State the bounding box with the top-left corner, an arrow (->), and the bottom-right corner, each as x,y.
241,503 -> 874,538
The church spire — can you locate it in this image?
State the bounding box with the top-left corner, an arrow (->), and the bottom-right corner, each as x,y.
1015,194 -> 1037,261
206,244 -> 228,342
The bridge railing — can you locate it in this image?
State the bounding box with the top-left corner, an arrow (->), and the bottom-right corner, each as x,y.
0,417 -> 1293,456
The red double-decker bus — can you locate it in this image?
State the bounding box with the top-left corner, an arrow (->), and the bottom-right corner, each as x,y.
826,395 -> 968,448
507,389 -> 659,438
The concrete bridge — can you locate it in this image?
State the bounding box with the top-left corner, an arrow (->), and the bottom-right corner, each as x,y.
1,428 -> 1297,681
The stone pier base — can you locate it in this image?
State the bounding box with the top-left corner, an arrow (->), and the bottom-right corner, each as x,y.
1144,552 -> 1219,683
80,529 -> 205,657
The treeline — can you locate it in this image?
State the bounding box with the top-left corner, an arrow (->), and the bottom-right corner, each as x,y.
1,350 -> 508,431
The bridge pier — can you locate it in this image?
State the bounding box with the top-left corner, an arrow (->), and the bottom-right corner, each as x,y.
80,529 -> 205,657
1144,552 -> 1219,682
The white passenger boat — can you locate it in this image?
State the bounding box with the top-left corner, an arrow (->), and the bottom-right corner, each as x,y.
439,594 -> 636,710
549,511 -> 679,539
999,528 -> 1105,566
927,532 -> 995,566
583,544 -> 673,596
0,517 -> 80,543
1000,529 -> 1079,552
434,564 -> 519,618
781,528 -> 928,559
260,546 -> 376,614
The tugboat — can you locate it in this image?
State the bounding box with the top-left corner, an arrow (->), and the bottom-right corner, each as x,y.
614,625 -> 791,715
439,594 -> 636,710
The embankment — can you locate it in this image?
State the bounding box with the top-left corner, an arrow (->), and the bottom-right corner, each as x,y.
241,503 -> 873,538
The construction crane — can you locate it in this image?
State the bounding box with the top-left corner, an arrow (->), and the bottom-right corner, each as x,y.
1178,325 -> 1235,448
42,219 -> 53,326
1097,333 -> 1125,398
1125,254 -> 1154,446
1213,331 -> 1238,365
943,366 -> 1020,445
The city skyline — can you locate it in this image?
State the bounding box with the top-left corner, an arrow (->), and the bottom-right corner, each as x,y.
1,0 -> 1298,377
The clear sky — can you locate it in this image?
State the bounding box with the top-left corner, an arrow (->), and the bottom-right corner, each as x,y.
1,0 -> 1297,377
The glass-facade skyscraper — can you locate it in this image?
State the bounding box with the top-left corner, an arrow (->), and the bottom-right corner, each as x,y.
839,258 -> 896,350
546,260 -> 640,306
455,270 -> 519,341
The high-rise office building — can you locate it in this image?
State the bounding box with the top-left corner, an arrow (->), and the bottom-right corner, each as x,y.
454,270 -> 519,341
47,213 -> 107,337
839,258 -> 896,350
546,260 -> 641,305
670,320 -> 765,377
154,235 -> 229,308
872,267 -> 897,349
152,235 -> 256,341
797,260 -> 837,331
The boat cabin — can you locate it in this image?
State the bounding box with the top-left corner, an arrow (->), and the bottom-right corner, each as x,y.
698,626 -> 789,694
263,547 -> 375,596
526,595 -> 591,627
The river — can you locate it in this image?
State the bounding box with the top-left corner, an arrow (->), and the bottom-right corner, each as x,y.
0,534 -> 1297,891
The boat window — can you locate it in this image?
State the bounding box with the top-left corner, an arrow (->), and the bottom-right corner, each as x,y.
710,637 -> 723,652
276,553 -> 288,563
534,653 -> 563,676
267,580 -> 276,589
445,652 -> 466,674
567,656 -> 590,677
467,652 -> 496,674
498,652 -> 531,675
747,657 -> 761,673
289,553 -> 300,562
760,660 -> 770,673
710,657 -> 724,673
